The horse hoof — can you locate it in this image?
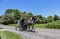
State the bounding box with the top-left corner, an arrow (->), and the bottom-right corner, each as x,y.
32,30 -> 35,32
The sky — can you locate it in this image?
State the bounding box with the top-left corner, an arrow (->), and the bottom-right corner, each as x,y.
0,0 -> 60,17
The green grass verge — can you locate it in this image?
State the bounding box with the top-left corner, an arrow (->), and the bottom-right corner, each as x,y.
8,20 -> 60,29
8,24 -> 17,27
46,21 -> 60,29
8,24 -> 47,28
35,24 -> 47,28
0,26 -> 2,29
0,31 -> 23,39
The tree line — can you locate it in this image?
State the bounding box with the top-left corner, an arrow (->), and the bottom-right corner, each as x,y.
0,9 -> 60,25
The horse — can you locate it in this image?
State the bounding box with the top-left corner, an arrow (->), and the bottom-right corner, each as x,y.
26,16 -> 36,32
16,16 -> 36,32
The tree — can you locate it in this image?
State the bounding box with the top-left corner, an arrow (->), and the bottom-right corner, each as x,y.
5,9 -> 21,20
36,15 -> 43,20
54,15 -> 60,21
47,16 -> 52,18
1,13 -> 15,24
47,16 -> 53,23
0,16 -> 1,18
35,15 -> 47,24
5,9 -> 13,14
0,16 -> 1,23
1,9 -> 21,24
20,11 -> 27,19
13,9 -> 21,20
27,12 -> 33,18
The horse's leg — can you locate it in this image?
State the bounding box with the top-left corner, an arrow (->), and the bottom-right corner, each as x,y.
32,25 -> 35,32
27,25 -> 30,31
29,25 -> 30,31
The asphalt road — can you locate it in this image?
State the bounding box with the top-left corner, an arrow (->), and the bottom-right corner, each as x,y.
0,24 -> 60,39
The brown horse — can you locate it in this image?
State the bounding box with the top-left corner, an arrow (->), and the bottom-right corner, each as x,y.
16,16 -> 36,32
26,16 -> 36,32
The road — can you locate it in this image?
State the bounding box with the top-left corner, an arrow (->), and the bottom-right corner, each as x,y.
0,24 -> 60,39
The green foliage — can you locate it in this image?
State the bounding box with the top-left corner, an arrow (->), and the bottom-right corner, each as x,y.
0,16 -> 1,18
5,9 -> 13,14
46,21 -> 60,29
35,15 -> 43,20
35,24 -> 47,28
13,9 -> 21,20
0,26 -> 2,29
47,18 -> 53,23
27,12 -> 33,18
47,16 -> 53,23
1,9 -> 60,25
35,15 -> 48,24
5,9 -> 21,19
9,24 -> 17,27
54,15 -> 60,21
47,16 -> 52,18
1,9 -> 21,24
20,11 -> 27,19
8,21 -> 60,29
36,19 -> 47,24
35,20 -> 60,29
1,13 -> 15,24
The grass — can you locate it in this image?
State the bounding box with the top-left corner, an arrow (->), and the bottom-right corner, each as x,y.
0,31 -> 23,39
35,24 -> 47,28
8,24 -> 17,27
46,20 -> 60,29
8,23 -> 47,28
0,26 -> 2,29
8,20 -> 60,29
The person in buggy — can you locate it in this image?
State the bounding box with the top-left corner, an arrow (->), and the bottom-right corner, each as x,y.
16,18 -> 27,31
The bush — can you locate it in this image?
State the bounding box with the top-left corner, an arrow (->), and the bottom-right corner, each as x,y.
35,24 -> 47,28
35,21 -> 60,29
46,21 -> 60,29
54,15 -> 60,21
46,24 -> 60,29
36,19 -> 47,24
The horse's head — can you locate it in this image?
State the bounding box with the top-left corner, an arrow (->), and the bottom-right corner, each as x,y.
27,16 -> 37,24
31,16 -> 37,22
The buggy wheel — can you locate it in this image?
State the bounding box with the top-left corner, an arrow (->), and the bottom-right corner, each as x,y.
15,26 -> 17,31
